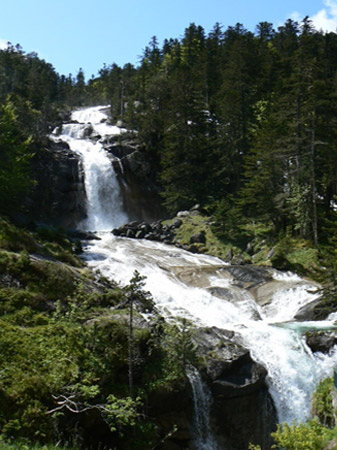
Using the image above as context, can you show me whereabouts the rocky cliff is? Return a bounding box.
[101,132,167,222]
[26,139,87,229]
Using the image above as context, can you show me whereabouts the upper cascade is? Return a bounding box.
[51,106,129,231]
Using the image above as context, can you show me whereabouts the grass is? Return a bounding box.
[165,213,240,260]
[165,213,322,279]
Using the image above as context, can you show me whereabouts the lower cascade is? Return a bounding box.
[56,106,337,448]
[187,366,219,449]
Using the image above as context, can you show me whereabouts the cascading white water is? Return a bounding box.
[83,234,337,425]
[51,106,128,231]
[55,106,337,432]
[187,366,219,450]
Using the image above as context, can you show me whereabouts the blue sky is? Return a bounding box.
[1,0,337,79]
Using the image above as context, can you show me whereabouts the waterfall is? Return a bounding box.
[54,106,337,439]
[187,366,219,450]
[51,106,128,231]
[82,234,337,426]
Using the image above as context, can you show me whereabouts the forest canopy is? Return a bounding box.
[2,17,337,248]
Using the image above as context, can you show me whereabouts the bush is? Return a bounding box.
[271,420,333,450]
[312,377,335,428]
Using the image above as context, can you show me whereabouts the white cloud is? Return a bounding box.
[0,38,9,50]
[290,0,337,32]
[311,0,337,32]
[290,11,302,23]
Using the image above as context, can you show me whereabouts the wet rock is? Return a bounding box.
[207,287,236,301]
[211,353,267,398]
[223,265,273,288]
[129,221,141,227]
[306,331,337,353]
[69,230,101,241]
[193,326,276,450]
[194,327,267,394]
[112,219,176,245]
[50,139,70,150]
[126,228,135,238]
[83,123,94,137]
[146,232,159,241]
[135,230,145,239]
[294,296,322,321]
[140,222,152,233]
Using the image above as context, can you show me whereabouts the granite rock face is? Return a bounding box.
[27,139,87,229]
[102,134,166,223]
[194,327,277,450]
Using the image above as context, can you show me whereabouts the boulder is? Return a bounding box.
[223,265,273,288]
[294,296,323,321]
[177,211,190,218]
[306,331,337,353]
[83,123,94,137]
[135,230,145,239]
[140,222,152,233]
[193,327,277,450]
[126,228,135,238]
[69,230,101,241]
[172,219,183,229]
[0,273,21,288]
[190,231,206,244]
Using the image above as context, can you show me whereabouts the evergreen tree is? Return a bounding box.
[0,99,35,214]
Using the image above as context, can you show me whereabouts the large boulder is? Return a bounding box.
[194,327,277,450]
[190,231,206,245]
[294,297,324,321]
[306,331,337,353]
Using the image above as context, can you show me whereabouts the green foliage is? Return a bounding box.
[103,394,141,432]
[166,212,236,259]
[3,17,337,450]
[0,100,35,214]
[271,420,333,450]
[0,218,38,252]
[210,196,250,245]
[162,318,198,376]
[312,378,335,427]
[270,236,296,270]
[0,225,190,448]
[123,270,154,313]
